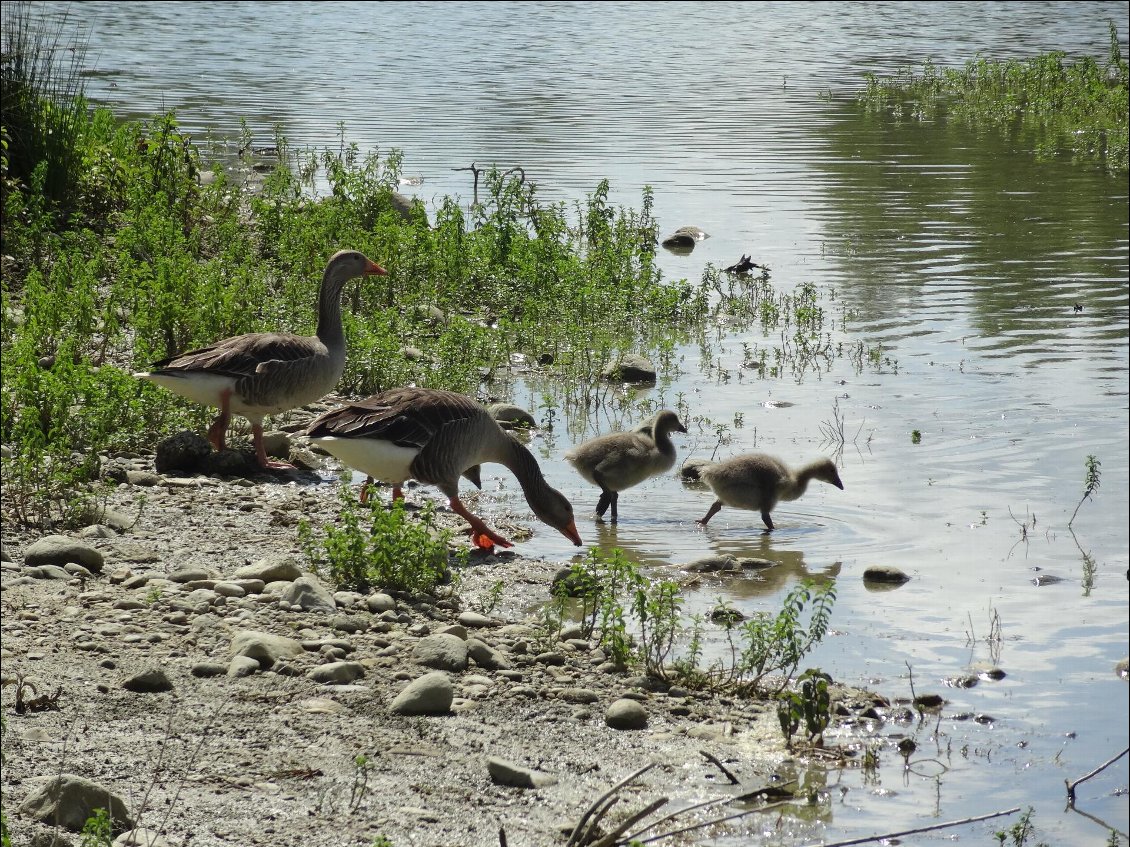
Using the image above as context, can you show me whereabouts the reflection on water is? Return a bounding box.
[42,0,1130,843]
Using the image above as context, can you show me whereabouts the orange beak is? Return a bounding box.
[365,260,389,276]
[562,520,583,547]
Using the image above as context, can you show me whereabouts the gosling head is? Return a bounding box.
[813,457,844,490]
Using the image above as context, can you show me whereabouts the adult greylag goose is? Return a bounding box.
[135,250,386,470]
[564,409,687,522]
[306,387,583,550]
[690,453,843,531]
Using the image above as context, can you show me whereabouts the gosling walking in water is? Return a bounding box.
[565,409,687,523]
[689,453,843,531]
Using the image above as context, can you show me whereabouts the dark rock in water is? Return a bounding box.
[863,565,910,585]
[913,693,944,711]
[660,225,708,249]
[711,605,745,624]
[155,430,213,474]
[600,353,656,384]
[1031,572,1065,586]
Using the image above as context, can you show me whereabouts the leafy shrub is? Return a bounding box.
[298,487,463,594]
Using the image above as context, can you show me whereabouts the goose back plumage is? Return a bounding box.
[307,387,582,548]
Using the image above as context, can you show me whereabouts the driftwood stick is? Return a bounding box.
[565,762,657,847]
[578,796,620,846]
[591,797,668,847]
[698,749,739,784]
[635,798,794,844]
[813,806,1022,847]
[621,795,733,843]
[1066,746,1129,805]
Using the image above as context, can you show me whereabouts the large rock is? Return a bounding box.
[280,575,336,613]
[412,633,469,672]
[23,535,104,573]
[18,774,133,831]
[233,555,304,583]
[230,630,304,669]
[153,430,213,474]
[389,671,454,715]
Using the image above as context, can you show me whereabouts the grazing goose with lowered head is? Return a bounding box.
[306,387,583,550]
[690,453,843,531]
[565,409,687,522]
[135,250,387,470]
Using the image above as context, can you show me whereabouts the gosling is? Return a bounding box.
[690,453,843,531]
[565,409,687,522]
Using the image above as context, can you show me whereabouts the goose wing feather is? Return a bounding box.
[151,332,321,379]
[305,387,483,452]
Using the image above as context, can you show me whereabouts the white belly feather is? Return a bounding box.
[310,436,419,484]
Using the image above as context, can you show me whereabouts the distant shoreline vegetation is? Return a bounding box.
[859,21,1129,174]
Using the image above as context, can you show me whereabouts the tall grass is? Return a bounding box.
[0,2,92,215]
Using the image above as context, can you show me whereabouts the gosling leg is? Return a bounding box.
[697,501,722,526]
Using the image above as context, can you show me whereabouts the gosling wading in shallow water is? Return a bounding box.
[689,453,844,530]
[306,386,582,551]
[564,409,687,523]
[134,250,387,470]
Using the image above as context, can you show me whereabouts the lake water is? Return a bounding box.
[44,1,1130,844]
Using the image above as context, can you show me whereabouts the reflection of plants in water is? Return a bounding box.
[820,396,868,462]
[965,604,1004,667]
[1066,455,1102,595]
[1006,506,1038,559]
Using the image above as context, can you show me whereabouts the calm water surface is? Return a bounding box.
[39,1,1130,844]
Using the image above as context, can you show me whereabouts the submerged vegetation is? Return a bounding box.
[860,21,1129,173]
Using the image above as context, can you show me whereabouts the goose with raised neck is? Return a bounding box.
[564,409,687,522]
[135,250,386,470]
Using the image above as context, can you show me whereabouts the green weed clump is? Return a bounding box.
[298,487,464,594]
[549,549,837,698]
[860,21,1129,173]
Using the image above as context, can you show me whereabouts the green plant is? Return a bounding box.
[79,807,113,847]
[0,3,93,217]
[731,580,837,695]
[994,806,1050,847]
[299,487,463,594]
[476,579,506,616]
[911,429,922,444]
[776,668,833,749]
[1068,454,1101,527]
[350,754,372,813]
